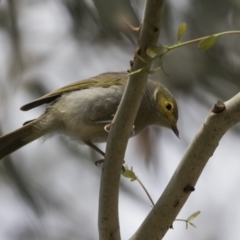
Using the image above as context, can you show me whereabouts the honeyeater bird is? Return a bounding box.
[0,72,178,160]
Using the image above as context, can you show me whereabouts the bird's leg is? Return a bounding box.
[84,141,125,171]
[85,141,105,157]
[84,141,105,166]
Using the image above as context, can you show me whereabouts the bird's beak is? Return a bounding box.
[165,112,179,138]
[171,122,180,138]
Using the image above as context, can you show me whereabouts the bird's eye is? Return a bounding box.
[166,103,172,111]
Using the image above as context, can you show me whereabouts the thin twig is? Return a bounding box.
[136,178,155,207]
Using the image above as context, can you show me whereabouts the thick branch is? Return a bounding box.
[130,93,240,239]
[98,0,165,239]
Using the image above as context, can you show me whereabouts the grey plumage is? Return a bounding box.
[0,72,178,160]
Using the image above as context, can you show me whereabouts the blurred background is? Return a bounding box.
[0,0,240,239]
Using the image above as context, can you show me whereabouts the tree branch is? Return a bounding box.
[98,0,165,239]
[130,93,240,239]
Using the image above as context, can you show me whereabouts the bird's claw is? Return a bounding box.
[95,159,104,166]
[104,123,135,136]
[130,125,135,136]
[94,159,125,172]
[104,123,112,133]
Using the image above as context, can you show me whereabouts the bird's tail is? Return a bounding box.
[0,115,49,160]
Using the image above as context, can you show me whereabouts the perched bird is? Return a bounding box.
[0,72,178,160]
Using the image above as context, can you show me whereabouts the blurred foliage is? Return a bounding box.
[0,0,240,239]
[63,0,139,43]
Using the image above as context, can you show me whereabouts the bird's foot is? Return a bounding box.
[104,123,135,136]
[95,159,104,166]
[95,159,125,172]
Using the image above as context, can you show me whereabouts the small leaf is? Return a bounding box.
[187,211,201,221]
[198,36,217,50]
[127,68,144,77]
[122,166,137,181]
[177,22,187,42]
[189,222,196,228]
[146,46,159,58]
[146,45,167,58]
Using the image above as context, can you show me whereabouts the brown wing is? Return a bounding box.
[20,72,127,111]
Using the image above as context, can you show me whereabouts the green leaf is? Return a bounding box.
[177,22,187,42]
[187,211,201,221]
[189,222,197,228]
[122,166,137,181]
[127,68,144,77]
[146,45,167,58]
[198,35,218,50]
[146,46,159,58]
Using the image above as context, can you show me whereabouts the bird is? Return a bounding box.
[0,72,178,161]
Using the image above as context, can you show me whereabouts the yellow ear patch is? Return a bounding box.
[155,91,174,114]
[153,85,179,136]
